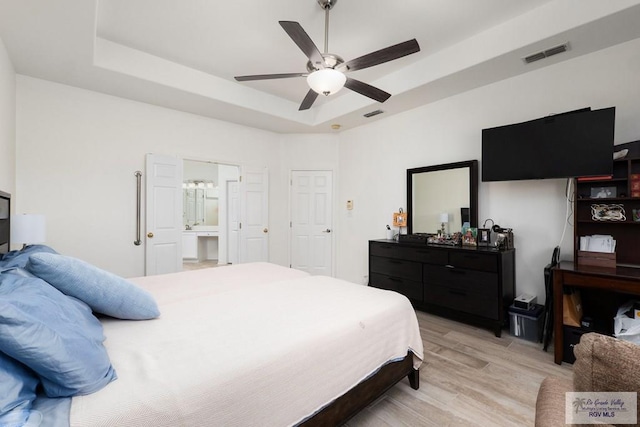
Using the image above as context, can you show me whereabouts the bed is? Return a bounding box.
[0,191,423,427]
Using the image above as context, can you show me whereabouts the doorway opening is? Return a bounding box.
[182,159,240,270]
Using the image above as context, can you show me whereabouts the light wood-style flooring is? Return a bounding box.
[347,310,573,427]
[182,260,221,271]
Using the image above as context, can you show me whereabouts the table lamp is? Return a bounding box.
[11,214,46,249]
[439,213,449,236]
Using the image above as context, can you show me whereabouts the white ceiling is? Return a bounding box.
[2,0,640,133]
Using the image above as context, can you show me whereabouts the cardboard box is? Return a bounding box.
[577,250,616,268]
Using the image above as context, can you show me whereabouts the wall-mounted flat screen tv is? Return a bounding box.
[482,107,615,182]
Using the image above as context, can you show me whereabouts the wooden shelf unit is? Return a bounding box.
[574,147,640,267]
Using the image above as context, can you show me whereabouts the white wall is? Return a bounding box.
[16,76,287,277]
[13,37,640,304]
[0,36,15,198]
[336,37,640,302]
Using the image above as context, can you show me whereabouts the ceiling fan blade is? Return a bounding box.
[338,39,420,73]
[344,78,391,103]
[234,73,307,82]
[299,89,319,111]
[279,21,325,69]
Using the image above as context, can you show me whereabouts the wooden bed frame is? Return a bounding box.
[303,352,419,426]
[0,190,420,426]
[0,190,10,255]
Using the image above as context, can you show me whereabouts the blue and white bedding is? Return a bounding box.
[1,248,424,427]
[0,245,159,427]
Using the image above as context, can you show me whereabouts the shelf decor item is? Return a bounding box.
[427,232,461,246]
[591,204,626,221]
[590,186,617,199]
[631,174,640,198]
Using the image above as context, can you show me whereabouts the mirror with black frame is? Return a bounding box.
[407,160,478,235]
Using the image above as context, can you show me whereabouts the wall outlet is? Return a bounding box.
[346,200,354,210]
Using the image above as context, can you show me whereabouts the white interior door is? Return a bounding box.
[290,170,333,275]
[240,167,268,263]
[145,154,183,275]
[227,180,240,264]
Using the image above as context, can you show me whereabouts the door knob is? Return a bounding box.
[147,232,154,238]
[263,228,268,233]
[323,229,332,233]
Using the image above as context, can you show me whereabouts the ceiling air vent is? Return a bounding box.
[363,109,384,118]
[523,42,570,64]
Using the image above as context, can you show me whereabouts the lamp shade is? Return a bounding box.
[439,213,449,223]
[306,69,346,96]
[11,214,46,246]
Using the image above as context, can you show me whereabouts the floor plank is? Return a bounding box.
[347,311,572,426]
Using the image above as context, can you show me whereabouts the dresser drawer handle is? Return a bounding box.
[388,277,403,283]
[445,265,466,274]
[449,289,466,296]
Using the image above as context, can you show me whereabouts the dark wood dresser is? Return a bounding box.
[369,239,515,336]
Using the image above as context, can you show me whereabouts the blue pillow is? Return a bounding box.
[0,351,39,427]
[26,253,160,320]
[0,270,117,398]
[0,244,58,269]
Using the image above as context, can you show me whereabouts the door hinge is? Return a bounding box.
[290,221,292,228]
[239,175,242,182]
[239,222,242,230]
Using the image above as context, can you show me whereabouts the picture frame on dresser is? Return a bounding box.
[478,228,491,246]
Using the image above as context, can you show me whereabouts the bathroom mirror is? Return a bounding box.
[407,160,478,234]
[183,184,219,227]
[183,160,220,228]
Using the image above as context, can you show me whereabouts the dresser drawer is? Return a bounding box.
[369,273,423,301]
[424,284,499,319]
[370,256,422,281]
[370,242,447,265]
[449,251,498,272]
[424,265,498,294]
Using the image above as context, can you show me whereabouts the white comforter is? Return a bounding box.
[69,263,423,427]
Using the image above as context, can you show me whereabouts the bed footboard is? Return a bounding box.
[300,352,419,426]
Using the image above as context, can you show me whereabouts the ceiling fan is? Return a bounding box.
[234,0,420,111]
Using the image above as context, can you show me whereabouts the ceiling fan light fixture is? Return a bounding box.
[307,69,346,96]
